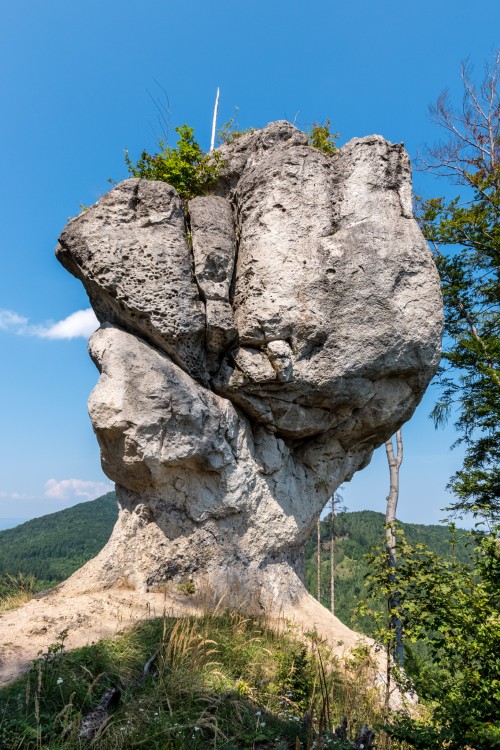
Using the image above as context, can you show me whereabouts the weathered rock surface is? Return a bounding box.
[57,180,207,381]
[56,121,443,606]
[189,195,238,372]
[85,323,368,600]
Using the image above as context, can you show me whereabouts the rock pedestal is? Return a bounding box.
[57,122,442,607]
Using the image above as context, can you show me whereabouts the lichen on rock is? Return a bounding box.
[56,121,443,607]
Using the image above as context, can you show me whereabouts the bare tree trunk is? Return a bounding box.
[330,496,335,615]
[385,428,404,666]
[317,518,321,603]
[210,87,220,152]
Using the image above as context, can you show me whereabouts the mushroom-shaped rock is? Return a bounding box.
[57,121,442,606]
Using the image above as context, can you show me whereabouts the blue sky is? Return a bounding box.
[0,0,498,526]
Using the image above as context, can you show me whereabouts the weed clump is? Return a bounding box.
[217,107,255,145]
[308,119,338,156]
[0,573,39,613]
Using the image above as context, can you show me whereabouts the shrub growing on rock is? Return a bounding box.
[124,124,222,200]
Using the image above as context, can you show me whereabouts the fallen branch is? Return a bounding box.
[79,647,160,741]
[78,687,121,741]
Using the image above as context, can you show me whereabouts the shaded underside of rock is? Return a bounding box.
[86,324,368,592]
[56,121,443,599]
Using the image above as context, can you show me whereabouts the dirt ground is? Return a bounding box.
[0,581,372,687]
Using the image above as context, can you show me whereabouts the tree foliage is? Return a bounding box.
[417,51,500,522]
[305,510,471,630]
[360,56,500,747]
[124,124,222,200]
[362,528,500,749]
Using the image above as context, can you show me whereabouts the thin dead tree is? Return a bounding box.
[329,492,346,615]
[418,51,499,192]
[330,496,335,615]
[210,87,220,152]
[385,428,404,667]
[317,517,321,603]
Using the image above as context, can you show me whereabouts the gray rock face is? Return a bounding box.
[57,180,207,381]
[57,121,443,604]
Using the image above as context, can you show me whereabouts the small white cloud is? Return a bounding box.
[37,309,99,340]
[0,310,28,331]
[0,308,99,340]
[0,491,34,500]
[44,479,113,501]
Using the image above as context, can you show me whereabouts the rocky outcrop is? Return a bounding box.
[56,121,442,607]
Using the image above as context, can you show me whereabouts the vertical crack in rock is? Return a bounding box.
[228,193,242,307]
[183,200,209,363]
[189,195,239,375]
[130,177,141,214]
[56,121,443,608]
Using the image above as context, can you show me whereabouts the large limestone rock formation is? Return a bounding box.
[56,121,442,608]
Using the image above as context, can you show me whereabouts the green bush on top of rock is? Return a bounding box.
[124,124,223,200]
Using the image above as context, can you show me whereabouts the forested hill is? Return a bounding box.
[305,509,471,630]
[0,492,117,583]
[0,496,470,631]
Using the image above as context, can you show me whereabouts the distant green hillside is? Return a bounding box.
[305,509,471,632]
[0,492,118,584]
[0,496,470,634]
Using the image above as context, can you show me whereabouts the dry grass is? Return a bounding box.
[0,606,408,749]
[0,573,37,614]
